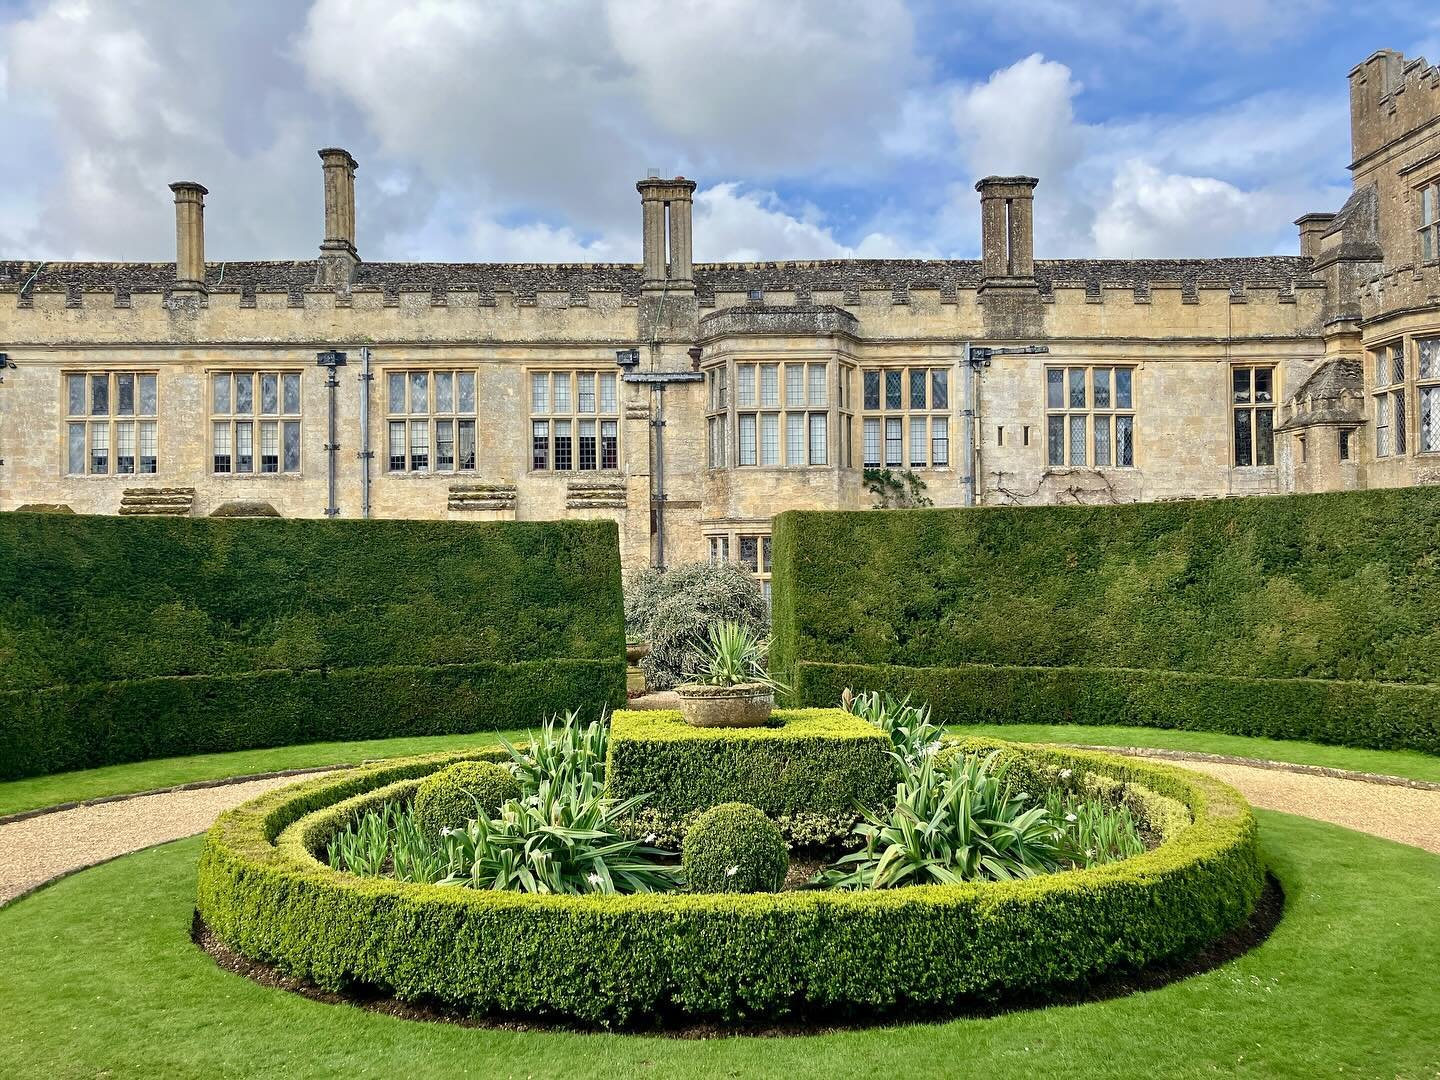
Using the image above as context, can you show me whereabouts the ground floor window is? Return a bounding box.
[707,530,773,602]
[64,371,158,476]
[1232,366,1275,466]
[1046,366,1135,468]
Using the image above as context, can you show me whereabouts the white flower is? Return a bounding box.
[725,865,740,877]
[1065,813,1077,823]
[1085,849,1096,859]
[587,872,603,886]
[645,833,658,844]
[440,827,453,838]
[1060,768,1074,780]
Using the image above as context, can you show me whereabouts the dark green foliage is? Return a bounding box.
[0,513,625,779]
[606,708,896,819]
[624,561,768,690]
[771,490,1440,753]
[682,802,788,893]
[196,741,1262,1025]
[413,761,520,839]
[795,660,1440,755]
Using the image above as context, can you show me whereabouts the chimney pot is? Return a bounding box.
[1294,212,1336,261]
[318,148,359,287]
[168,181,208,293]
[636,176,698,291]
[975,176,1039,283]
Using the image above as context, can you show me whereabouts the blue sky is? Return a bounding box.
[1,0,1437,265]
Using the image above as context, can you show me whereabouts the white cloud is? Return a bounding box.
[951,53,1084,179]
[693,184,917,262]
[1091,161,1274,257]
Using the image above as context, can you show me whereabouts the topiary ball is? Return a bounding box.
[682,802,789,893]
[414,761,521,840]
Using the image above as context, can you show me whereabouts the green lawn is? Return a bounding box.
[3,722,1436,821]
[0,731,527,819]
[0,812,1436,1078]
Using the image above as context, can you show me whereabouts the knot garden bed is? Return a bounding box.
[195,712,1263,1027]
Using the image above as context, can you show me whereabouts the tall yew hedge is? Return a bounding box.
[0,513,625,779]
[770,488,1440,753]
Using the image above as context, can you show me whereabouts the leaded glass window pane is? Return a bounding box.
[409,372,428,414]
[139,375,156,416]
[283,421,301,472]
[1068,414,1086,465]
[1256,408,1275,465]
[808,412,828,464]
[388,421,406,471]
[909,369,927,410]
[89,421,108,473]
[90,374,109,416]
[436,419,455,470]
[863,417,880,467]
[236,373,253,414]
[116,373,135,416]
[1420,387,1439,453]
[910,416,926,466]
[1046,368,1063,409]
[1393,391,1407,454]
[553,373,571,412]
[389,373,405,412]
[808,363,827,407]
[236,422,254,473]
[864,370,880,410]
[578,372,596,413]
[1392,346,1405,386]
[931,418,949,465]
[283,373,301,414]
[885,370,902,409]
[1234,408,1253,466]
[138,421,157,473]
[786,413,805,464]
[736,365,755,408]
[1093,368,1110,408]
[760,413,779,465]
[1420,338,1438,380]
[434,371,453,413]
[458,372,475,412]
[738,413,757,466]
[1233,368,1251,403]
[931,369,948,409]
[759,365,779,408]
[600,372,618,413]
[1068,368,1086,409]
[1116,415,1134,466]
[1047,415,1064,466]
[785,365,804,407]
[1093,414,1111,466]
[1116,368,1133,409]
[885,416,902,467]
[1254,367,1273,403]
[259,373,278,415]
[531,373,549,413]
[68,422,85,474]
[67,375,85,416]
[115,421,135,474]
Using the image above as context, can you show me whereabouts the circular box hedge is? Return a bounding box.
[195,741,1263,1027]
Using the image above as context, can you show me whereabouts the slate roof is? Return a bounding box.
[0,255,1316,300]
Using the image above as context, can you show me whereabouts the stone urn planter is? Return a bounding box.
[673,682,775,728]
[626,641,650,665]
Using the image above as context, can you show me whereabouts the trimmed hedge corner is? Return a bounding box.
[0,514,625,779]
[770,489,1440,754]
[605,707,895,820]
[196,739,1262,1026]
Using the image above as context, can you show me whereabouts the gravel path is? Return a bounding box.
[1133,755,1440,854]
[1,750,1437,908]
[0,773,334,906]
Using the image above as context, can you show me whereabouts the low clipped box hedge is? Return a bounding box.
[0,513,625,779]
[605,707,895,821]
[196,739,1263,1026]
[770,489,1440,754]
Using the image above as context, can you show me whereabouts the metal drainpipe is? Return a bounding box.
[316,350,347,517]
[652,383,667,569]
[961,342,977,507]
[357,347,373,518]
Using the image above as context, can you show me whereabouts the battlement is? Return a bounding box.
[1348,50,1440,172]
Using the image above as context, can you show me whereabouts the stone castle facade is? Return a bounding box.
[1,49,1437,590]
